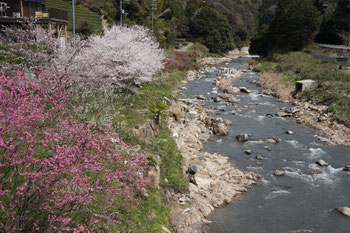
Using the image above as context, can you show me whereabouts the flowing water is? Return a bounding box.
[182,57,350,233]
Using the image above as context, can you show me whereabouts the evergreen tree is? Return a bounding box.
[269,0,320,52]
[190,7,233,53]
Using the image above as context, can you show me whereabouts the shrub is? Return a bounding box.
[0,71,149,231]
[164,50,198,71]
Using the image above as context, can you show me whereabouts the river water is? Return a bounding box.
[182,57,350,233]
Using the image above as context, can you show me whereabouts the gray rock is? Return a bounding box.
[213,97,221,102]
[343,165,350,171]
[239,87,252,93]
[273,170,285,176]
[161,226,171,233]
[285,130,294,135]
[335,207,350,217]
[276,112,292,117]
[213,123,229,136]
[306,169,322,175]
[272,137,283,143]
[188,164,204,175]
[223,119,232,126]
[228,96,240,104]
[236,134,249,142]
[265,138,276,143]
[294,229,312,233]
[316,159,329,167]
[195,95,206,100]
[141,188,149,197]
[266,113,274,118]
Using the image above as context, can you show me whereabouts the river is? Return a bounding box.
[181,57,350,233]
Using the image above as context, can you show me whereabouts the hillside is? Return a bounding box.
[46,0,103,33]
[73,0,261,49]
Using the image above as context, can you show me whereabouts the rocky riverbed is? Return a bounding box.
[167,50,258,233]
[180,56,350,233]
[258,71,350,146]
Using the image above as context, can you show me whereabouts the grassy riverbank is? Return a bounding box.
[87,43,216,232]
[251,45,350,124]
[0,39,217,231]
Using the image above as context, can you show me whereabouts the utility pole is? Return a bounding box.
[348,0,350,46]
[120,0,129,26]
[72,0,75,40]
[120,0,123,26]
[151,0,156,32]
[20,0,23,17]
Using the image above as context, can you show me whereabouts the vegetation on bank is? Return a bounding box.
[251,46,350,124]
[0,18,214,230]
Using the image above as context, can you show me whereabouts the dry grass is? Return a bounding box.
[259,71,294,101]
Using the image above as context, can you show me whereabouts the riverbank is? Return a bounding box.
[249,49,350,146]
[167,49,258,232]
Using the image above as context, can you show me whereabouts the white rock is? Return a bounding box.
[335,207,350,217]
[316,159,329,167]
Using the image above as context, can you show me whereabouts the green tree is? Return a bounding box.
[269,0,320,52]
[249,24,270,56]
[190,7,233,53]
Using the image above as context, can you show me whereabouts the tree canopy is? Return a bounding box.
[250,0,321,55]
[190,7,234,53]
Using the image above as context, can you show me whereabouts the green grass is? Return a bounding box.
[46,0,102,33]
[114,193,171,233]
[253,48,350,123]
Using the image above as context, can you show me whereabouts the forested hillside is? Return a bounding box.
[64,0,262,52]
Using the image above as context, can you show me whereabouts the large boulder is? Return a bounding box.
[213,123,229,136]
[204,117,231,136]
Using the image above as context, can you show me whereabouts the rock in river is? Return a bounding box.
[239,87,251,93]
[285,130,294,135]
[335,207,350,217]
[213,123,229,136]
[256,155,264,160]
[316,159,329,167]
[236,134,249,142]
[273,170,285,176]
[343,165,350,171]
[272,137,283,143]
[245,150,252,155]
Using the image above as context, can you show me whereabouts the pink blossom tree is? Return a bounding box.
[0,71,149,232]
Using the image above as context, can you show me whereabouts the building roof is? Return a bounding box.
[28,0,45,4]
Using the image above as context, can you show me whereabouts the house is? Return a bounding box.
[1,0,45,18]
[0,0,68,38]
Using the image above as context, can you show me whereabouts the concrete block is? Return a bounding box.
[296,79,316,92]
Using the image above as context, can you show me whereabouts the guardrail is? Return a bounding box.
[317,43,350,51]
[312,53,349,63]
